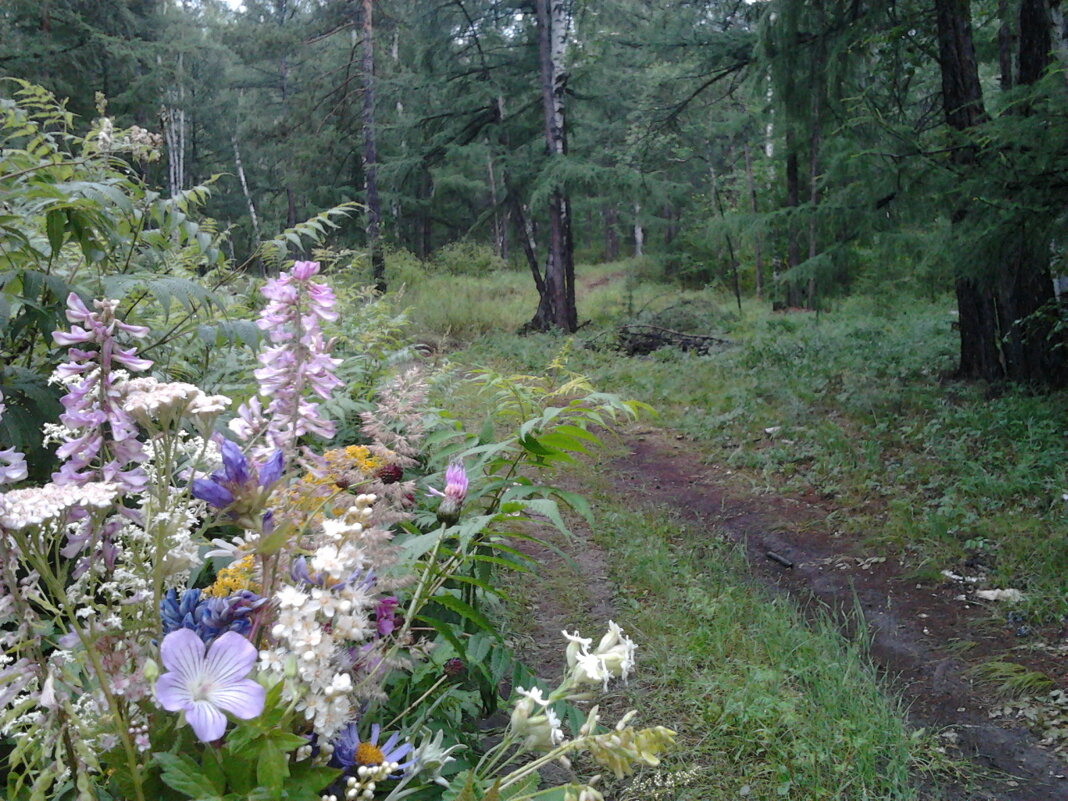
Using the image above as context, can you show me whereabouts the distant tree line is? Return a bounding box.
[3,0,1068,383]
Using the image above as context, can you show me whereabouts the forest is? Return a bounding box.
[1,0,1068,800]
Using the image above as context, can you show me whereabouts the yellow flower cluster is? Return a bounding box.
[203,555,259,597]
[277,445,386,519]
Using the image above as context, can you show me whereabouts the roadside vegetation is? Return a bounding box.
[399,253,1068,623]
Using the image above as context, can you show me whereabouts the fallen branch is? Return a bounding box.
[616,323,733,356]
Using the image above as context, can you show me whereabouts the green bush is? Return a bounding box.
[430,240,507,276]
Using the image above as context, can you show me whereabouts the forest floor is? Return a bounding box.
[507,424,1068,801]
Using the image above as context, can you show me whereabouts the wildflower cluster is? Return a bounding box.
[0,261,663,801]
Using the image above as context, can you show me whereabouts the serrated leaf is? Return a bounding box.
[154,752,222,799]
[45,209,64,255]
[430,593,501,640]
[256,742,288,796]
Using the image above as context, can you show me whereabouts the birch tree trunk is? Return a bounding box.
[163,53,186,198]
[232,132,261,250]
[530,0,576,332]
[360,0,385,292]
[632,202,643,257]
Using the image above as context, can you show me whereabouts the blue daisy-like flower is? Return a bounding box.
[330,722,415,776]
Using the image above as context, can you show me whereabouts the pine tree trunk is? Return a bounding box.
[935,0,1065,385]
[360,0,385,292]
[603,206,620,261]
[784,128,803,307]
[744,141,765,300]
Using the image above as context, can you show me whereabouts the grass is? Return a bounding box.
[404,265,1068,620]
[499,489,957,800]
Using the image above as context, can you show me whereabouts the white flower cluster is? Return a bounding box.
[0,481,120,530]
[121,377,230,427]
[321,493,376,541]
[509,685,564,751]
[260,497,382,740]
[563,621,636,692]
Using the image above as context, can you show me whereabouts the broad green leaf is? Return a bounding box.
[154,752,222,799]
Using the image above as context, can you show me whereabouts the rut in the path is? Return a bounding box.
[600,428,1068,801]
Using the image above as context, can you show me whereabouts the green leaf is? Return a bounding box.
[154,753,222,800]
[430,593,501,639]
[256,741,288,797]
[45,209,64,255]
[284,762,342,799]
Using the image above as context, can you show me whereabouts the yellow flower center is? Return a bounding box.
[355,742,385,766]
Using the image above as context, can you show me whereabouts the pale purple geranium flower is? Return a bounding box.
[154,629,266,742]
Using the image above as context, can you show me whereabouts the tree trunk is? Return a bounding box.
[360,0,385,292]
[603,205,620,261]
[231,131,261,251]
[486,149,506,258]
[998,0,1016,89]
[632,202,644,258]
[710,161,742,311]
[744,141,765,300]
[784,128,803,307]
[530,0,576,332]
[934,0,1065,385]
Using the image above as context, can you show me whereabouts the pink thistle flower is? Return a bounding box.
[430,463,468,525]
[154,629,265,742]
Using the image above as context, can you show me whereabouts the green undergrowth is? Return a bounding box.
[503,493,959,800]
[443,288,1068,620]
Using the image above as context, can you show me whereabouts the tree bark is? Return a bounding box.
[530,0,576,332]
[744,141,765,300]
[784,127,803,307]
[934,0,1065,385]
[231,132,261,250]
[632,202,644,258]
[603,206,620,261]
[360,0,385,292]
[998,0,1016,89]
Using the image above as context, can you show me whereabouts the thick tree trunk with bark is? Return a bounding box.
[529,0,577,332]
[934,0,1065,385]
[360,0,385,292]
[784,129,804,307]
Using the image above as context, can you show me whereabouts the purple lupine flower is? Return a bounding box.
[160,588,266,643]
[50,294,151,494]
[154,628,266,742]
[190,439,284,522]
[0,391,27,485]
[230,262,343,458]
[430,462,468,525]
